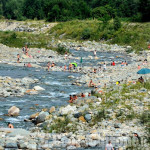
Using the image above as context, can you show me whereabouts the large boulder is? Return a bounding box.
[35,111,49,124]
[8,106,20,116]
[59,105,77,115]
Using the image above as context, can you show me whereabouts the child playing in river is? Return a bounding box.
[17,54,20,63]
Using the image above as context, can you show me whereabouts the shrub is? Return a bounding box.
[81,28,91,40]
[113,17,121,31]
[56,44,69,55]
[45,116,74,133]
[93,109,106,123]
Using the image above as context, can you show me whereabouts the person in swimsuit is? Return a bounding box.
[17,54,20,63]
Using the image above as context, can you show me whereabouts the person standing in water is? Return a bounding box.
[47,62,51,71]
[93,50,97,57]
[17,54,20,63]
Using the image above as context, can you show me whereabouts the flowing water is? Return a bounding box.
[0,49,131,129]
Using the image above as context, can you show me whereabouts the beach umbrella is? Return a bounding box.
[137,68,150,74]
[71,62,77,67]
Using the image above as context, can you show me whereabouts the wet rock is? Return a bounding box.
[0,118,3,121]
[8,106,20,116]
[29,112,39,120]
[49,106,55,113]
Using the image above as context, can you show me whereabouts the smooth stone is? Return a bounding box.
[8,106,20,116]
[18,141,28,149]
[84,114,91,121]
[88,140,99,147]
[49,106,55,113]
[7,129,30,137]
[79,116,86,122]
[33,85,45,91]
[74,112,82,118]
[35,111,49,124]
[27,143,37,150]
[29,112,39,120]
[5,141,18,148]
[67,145,77,150]
[60,105,77,115]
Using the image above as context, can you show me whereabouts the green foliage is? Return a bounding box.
[56,44,69,55]
[113,17,121,30]
[0,0,149,22]
[140,111,150,125]
[139,0,150,22]
[93,109,106,123]
[45,116,77,133]
[81,28,91,40]
[0,30,50,48]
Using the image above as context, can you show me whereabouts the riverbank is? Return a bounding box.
[0,20,150,53]
[0,41,149,149]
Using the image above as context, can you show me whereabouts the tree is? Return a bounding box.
[4,0,24,20]
[92,6,111,22]
[139,0,150,22]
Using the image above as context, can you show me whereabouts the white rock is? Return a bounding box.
[33,86,45,91]
[90,134,101,140]
[60,105,77,115]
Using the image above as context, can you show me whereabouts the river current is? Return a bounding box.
[0,49,130,129]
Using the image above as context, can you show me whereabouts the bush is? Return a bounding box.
[93,109,106,123]
[44,116,77,133]
[11,33,17,39]
[113,17,121,30]
[56,44,69,55]
[81,28,91,40]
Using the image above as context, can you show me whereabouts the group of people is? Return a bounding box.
[17,45,32,66]
[47,62,55,71]
[22,45,30,56]
[121,61,128,66]
[69,92,91,103]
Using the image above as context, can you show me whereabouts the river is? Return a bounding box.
[0,49,131,129]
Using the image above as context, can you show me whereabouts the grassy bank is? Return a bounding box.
[0,31,50,48]
[49,20,150,53]
[0,19,149,53]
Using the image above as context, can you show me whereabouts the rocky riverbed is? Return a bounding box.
[0,41,150,149]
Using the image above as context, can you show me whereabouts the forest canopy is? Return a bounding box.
[0,0,150,22]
